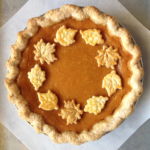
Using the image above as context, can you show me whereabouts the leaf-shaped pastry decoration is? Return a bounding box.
[102,70,122,96]
[58,100,83,125]
[54,25,78,46]
[34,39,57,64]
[84,96,108,115]
[80,29,104,46]
[95,45,121,69]
[38,90,59,110]
[28,64,46,91]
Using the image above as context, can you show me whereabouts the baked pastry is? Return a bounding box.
[5,4,144,145]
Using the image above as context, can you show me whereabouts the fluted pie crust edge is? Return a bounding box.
[5,4,144,145]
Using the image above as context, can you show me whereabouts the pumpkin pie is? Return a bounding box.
[5,4,144,145]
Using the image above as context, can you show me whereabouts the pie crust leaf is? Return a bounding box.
[80,29,104,46]
[102,70,122,96]
[34,39,57,64]
[84,96,108,115]
[54,25,78,46]
[38,90,59,110]
[59,100,83,125]
[95,45,121,69]
[28,64,46,91]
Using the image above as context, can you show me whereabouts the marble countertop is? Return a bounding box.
[0,0,149,150]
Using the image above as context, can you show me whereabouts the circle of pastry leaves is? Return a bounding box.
[30,25,122,125]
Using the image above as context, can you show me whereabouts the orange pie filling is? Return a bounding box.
[17,18,132,133]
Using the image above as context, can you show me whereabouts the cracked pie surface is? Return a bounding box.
[5,5,144,145]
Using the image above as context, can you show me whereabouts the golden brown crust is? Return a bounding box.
[5,4,144,145]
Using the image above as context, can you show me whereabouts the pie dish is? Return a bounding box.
[5,4,144,145]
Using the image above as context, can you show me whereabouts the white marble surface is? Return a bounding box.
[0,0,149,150]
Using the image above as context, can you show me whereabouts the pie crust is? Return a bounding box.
[5,4,144,145]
